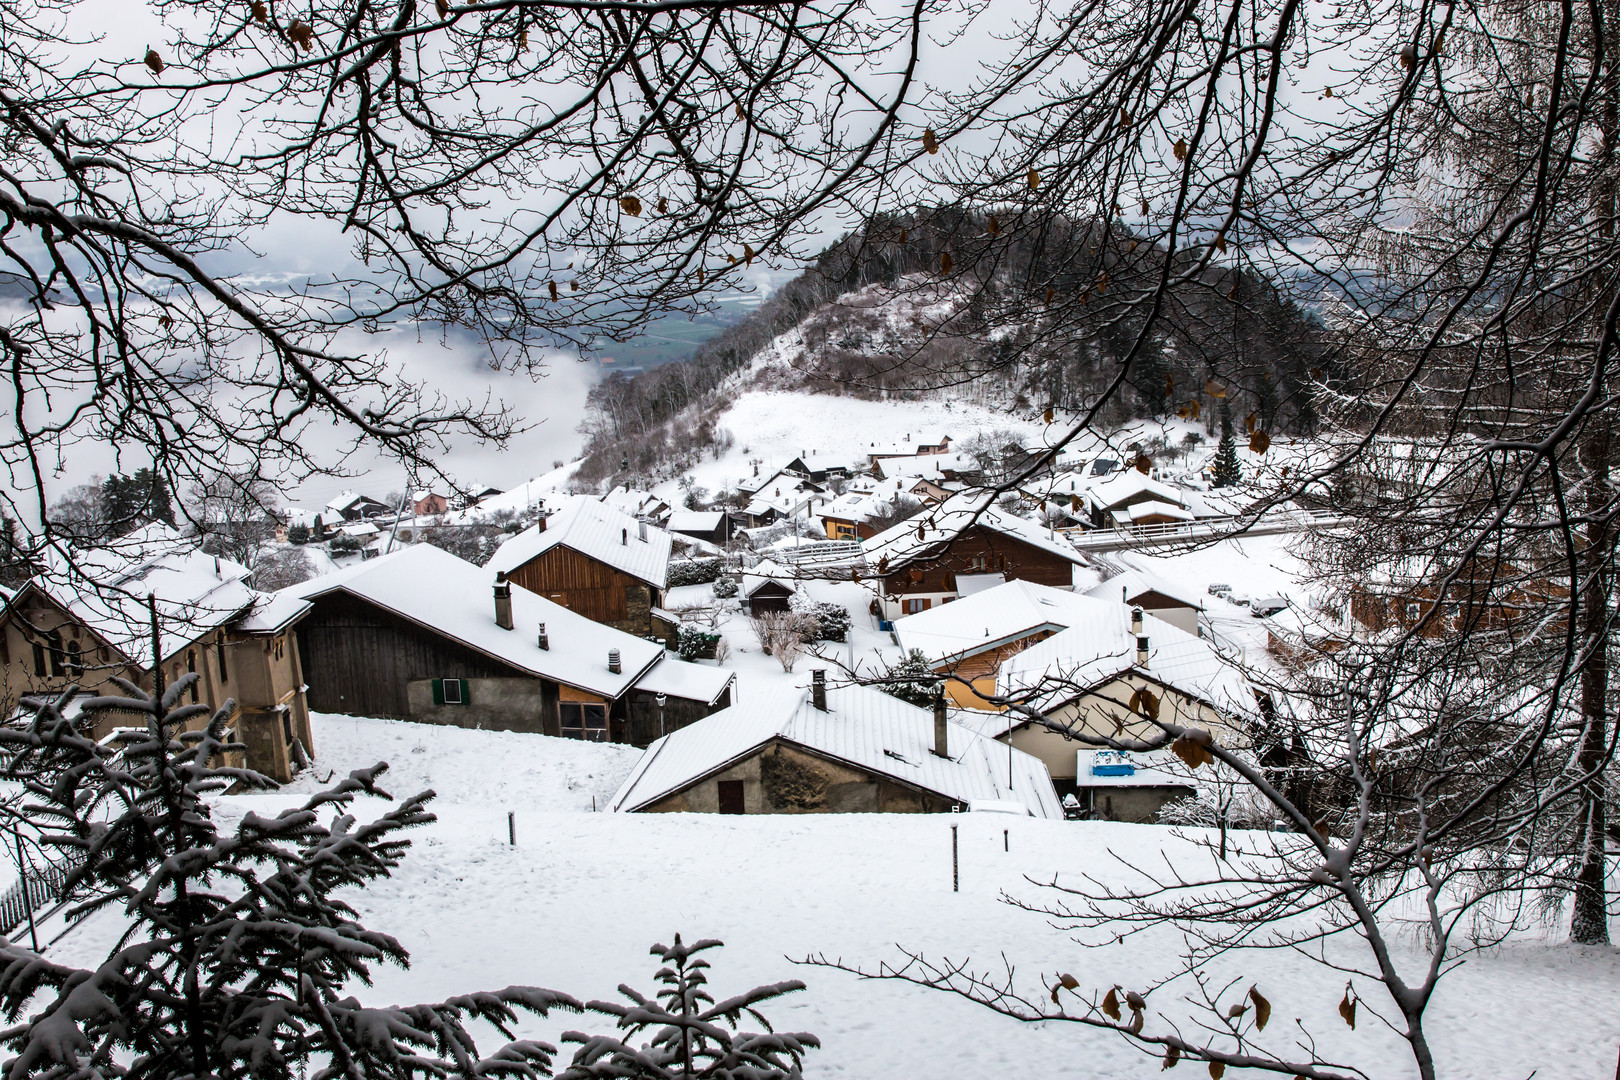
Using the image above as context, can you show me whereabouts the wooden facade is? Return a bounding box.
[878,525,1075,617]
[504,545,661,637]
[295,591,724,746]
[746,580,795,616]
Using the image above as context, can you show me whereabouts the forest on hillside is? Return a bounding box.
[575,210,1330,485]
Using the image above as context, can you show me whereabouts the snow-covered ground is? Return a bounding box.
[38,709,1616,1079]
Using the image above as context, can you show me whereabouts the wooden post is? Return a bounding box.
[951,824,959,893]
[1004,828,1009,853]
[507,812,516,846]
[13,831,38,953]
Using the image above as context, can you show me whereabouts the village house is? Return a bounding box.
[284,543,732,746]
[325,490,395,522]
[1082,470,1195,529]
[862,493,1086,621]
[742,559,797,616]
[601,486,673,525]
[818,492,894,541]
[666,510,732,548]
[0,527,314,782]
[487,495,672,637]
[1083,570,1205,636]
[962,604,1254,813]
[863,432,953,468]
[780,450,855,484]
[609,672,1060,817]
[1346,557,1564,639]
[412,488,450,516]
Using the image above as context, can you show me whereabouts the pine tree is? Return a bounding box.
[0,668,580,1078]
[875,649,939,708]
[1211,400,1241,489]
[559,936,817,1079]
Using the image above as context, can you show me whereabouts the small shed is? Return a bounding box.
[1074,750,1195,823]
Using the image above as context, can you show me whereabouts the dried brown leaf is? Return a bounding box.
[940,252,953,274]
[922,128,939,154]
[1249,430,1271,454]
[1249,986,1271,1030]
[1339,989,1356,1029]
[436,0,449,17]
[251,0,267,23]
[1059,973,1079,990]
[1173,137,1187,162]
[144,48,164,73]
[1208,1065,1225,1079]
[548,281,558,301]
[1102,987,1121,1020]
[619,196,642,216]
[1028,168,1040,189]
[288,19,313,49]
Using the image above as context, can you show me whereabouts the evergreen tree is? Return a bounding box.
[875,649,939,708]
[0,676,581,1079]
[559,936,817,1079]
[134,467,176,526]
[1211,400,1241,488]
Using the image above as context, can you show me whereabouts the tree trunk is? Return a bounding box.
[1572,430,1612,945]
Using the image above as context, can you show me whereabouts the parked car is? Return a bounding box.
[1250,596,1290,618]
[1207,583,1232,596]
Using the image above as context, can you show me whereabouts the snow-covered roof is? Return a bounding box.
[861,492,1085,574]
[1120,499,1195,524]
[894,579,1106,667]
[26,529,262,669]
[1086,471,1187,511]
[955,572,1006,597]
[632,658,736,705]
[283,543,664,699]
[609,681,1061,817]
[234,590,313,634]
[667,510,726,533]
[339,522,381,537]
[1083,570,1205,612]
[743,559,797,596]
[875,452,977,480]
[998,603,1254,717]
[487,495,672,588]
[601,486,669,520]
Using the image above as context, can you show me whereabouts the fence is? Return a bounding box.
[0,850,78,937]
[1060,509,1345,550]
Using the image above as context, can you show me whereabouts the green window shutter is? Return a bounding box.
[431,678,444,705]
[458,679,470,704]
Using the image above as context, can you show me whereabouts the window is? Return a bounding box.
[216,632,228,684]
[1404,602,1422,622]
[46,630,64,677]
[903,597,931,615]
[432,678,469,705]
[65,641,82,677]
[32,641,47,678]
[967,555,989,571]
[187,650,199,702]
[561,702,609,742]
[717,779,745,815]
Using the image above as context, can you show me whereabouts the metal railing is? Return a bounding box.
[0,851,78,938]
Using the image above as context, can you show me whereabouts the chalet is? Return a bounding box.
[284,544,732,746]
[870,451,979,485]
[893,580,1102,709]
[1083,471,1193,529]
[666,510,732,547]
[0,527,314,781]
[864,433,953,468]
[487,496,672,637]
[861,493,1086,621]
[1346,558,1565,639]
[733,498,780,530]
[325,491,395,522]
[602,486,673,525]
[412,488,450,516]
[742,559,796,616]
[746,468,826,501]
[609,672,1061,816]
[781,450,854,484]
[967,604,1253,804]
[1083,571,1205,636]
[818,492,894,541]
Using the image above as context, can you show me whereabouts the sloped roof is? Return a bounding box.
[861,492,1085,574]
[666,510,726,533]
[24,528,262,669]
[894,579,1103,667]
[283,543,663,698]
[1120,499,1195,523]
[1084,570,1205,612]
[998,603,1254,717]
[1086,471,1187,511]
[631,659,736,705]
[487,495,672,588]
[609,681,1061,817]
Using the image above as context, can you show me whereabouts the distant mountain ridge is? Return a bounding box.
[575,212,1328,487]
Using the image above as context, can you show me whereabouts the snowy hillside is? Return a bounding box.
[95,718,1604,1079]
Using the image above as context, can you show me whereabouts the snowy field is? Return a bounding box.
[40,713,1618,1079]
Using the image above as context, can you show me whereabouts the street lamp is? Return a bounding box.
[656,693,668,738]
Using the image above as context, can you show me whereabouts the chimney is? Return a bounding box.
[621,527,628,545]
[608,649,621,674]
[537,622,549,650]
[536,514,547,533]
[494,576,513,630]
[811,669,827,711]
[1132,607,1149,666]
[637,514,647,542]
[932,686,949,758]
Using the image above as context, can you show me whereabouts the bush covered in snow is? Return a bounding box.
[795,597,851,642]
[678,624,722,661]
[668,557,724,587]
[713,574,739,598]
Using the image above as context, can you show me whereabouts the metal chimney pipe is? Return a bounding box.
[493,576,514,631]
[637,514,648,542]
[608,648,621,674]
[933,685,949,758]
[537,623,549,650]
[1132,606,1149,666]
[811,669,827,711]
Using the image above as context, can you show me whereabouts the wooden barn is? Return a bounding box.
[861,493,1086,622]
[486,496,672,637]
[609,673,1060,817]
[285,543,731,746]
[742,560,797,616]
[0,527,314,782]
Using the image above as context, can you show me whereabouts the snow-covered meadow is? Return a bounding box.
[40,713,1617,1079]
